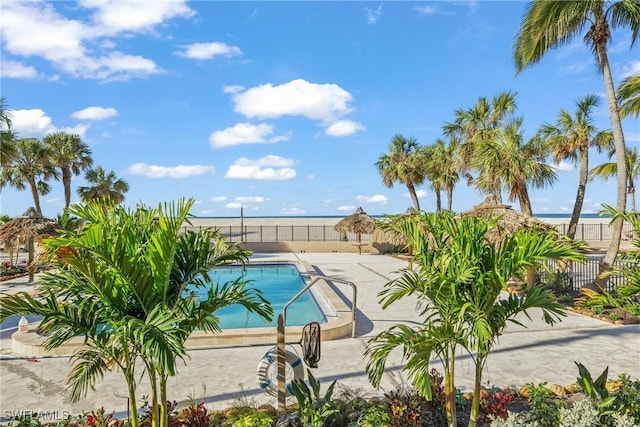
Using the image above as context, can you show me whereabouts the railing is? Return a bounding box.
[181,222,634,243]
[552,222,634,242]
[541,256,626,293]
[182,225,372,243]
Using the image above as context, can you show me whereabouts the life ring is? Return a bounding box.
[256,347,305,397]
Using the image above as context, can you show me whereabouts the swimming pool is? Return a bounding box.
[190,264,327,329]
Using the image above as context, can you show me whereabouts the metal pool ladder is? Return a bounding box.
[282,275,357,339]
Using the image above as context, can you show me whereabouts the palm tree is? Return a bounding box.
[443,91,517,202]
[365,212,584,427]
[618,72,640,118]
[0,97,16,166]
[423,138,460,212]
[590,146,640,211]
[77,166,129,205]
[474,118,557,217]
[375,134,427,211]
[0,138,58,215]
[43,132,93,209]
[541,95,612,239]
[0,199,273,427]
[514,0,639,282]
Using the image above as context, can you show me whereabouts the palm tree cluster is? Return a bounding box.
[377,0,638,286]
[0,99,129,216]
[376,90,609,222]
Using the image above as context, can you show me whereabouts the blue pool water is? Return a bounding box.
[191,264,327,329]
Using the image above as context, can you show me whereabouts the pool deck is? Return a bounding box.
[1,252,639,421]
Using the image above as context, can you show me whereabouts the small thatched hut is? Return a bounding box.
[334,207,377,254]
[0,207,58,282]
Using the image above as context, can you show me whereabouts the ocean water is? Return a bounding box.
[195,213,610,220]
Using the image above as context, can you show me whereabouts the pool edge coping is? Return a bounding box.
[11,260,354,356]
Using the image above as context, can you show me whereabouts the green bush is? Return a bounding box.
[230,410,275,427]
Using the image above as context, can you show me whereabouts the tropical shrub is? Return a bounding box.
[365,211,584,427]
[290,369,338,427]
[0,199,273,427]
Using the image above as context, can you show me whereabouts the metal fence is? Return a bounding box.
[182,222,633,244]
[541,256,625,293]
[552,222,634,242]
[182,225,370,243]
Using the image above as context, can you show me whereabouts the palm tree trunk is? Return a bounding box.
[596,41,627,288]
[160,375,169,427]
[28,179,42,215]
[436,189,442,212]
[407,182,421,211]
[567,150,588,240]
[444,346,457,427]
[518,185,533,217]
[63,167,72,208]
[467,358,485,427]
[447,187,454,211]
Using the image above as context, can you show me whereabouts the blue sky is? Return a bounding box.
[1,1,638,218]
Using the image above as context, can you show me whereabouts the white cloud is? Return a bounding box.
[71,106,118,120]
[235,196,267,203]
[177,42,242,59]
[226,202,243,209]
[229,79,354,123]
[10,109,55,135]
[356,194,388,204]
[337,205,356,211]
[1,59,38,79]
[10,108,92,137]
[621,60,640,78]
[225,155,296,180]
[325,120,365,136]
[0,1,188,80]
[127,163,215,178]
[551,160,575,172]
[366,4,383,25]
[559,61,590,75]
[209,122,289,148]
[414,5,437,15]
[210,196,227,202]
[223,85,244,94]
[81,0,194,35]
[403,189,428,198]
[57,123,91,138]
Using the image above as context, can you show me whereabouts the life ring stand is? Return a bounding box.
[256,346,305,397]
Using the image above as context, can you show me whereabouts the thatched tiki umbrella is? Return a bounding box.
[0,207,58,282]
[334,207,377,254]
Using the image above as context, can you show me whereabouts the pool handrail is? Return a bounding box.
[282,275,357,338]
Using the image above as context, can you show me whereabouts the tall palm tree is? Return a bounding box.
[376,134,427,211]
[474,117,557,217]
[590,146,640,211]
[618,72,640,118]
[541,95,612,239]
[443,91,517,202]
[0,97,16,166]
[514,0,639,281]
[0,138,58,215]
[423,138,460,212]
[43,132,93,209]
[77,166,129,205]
